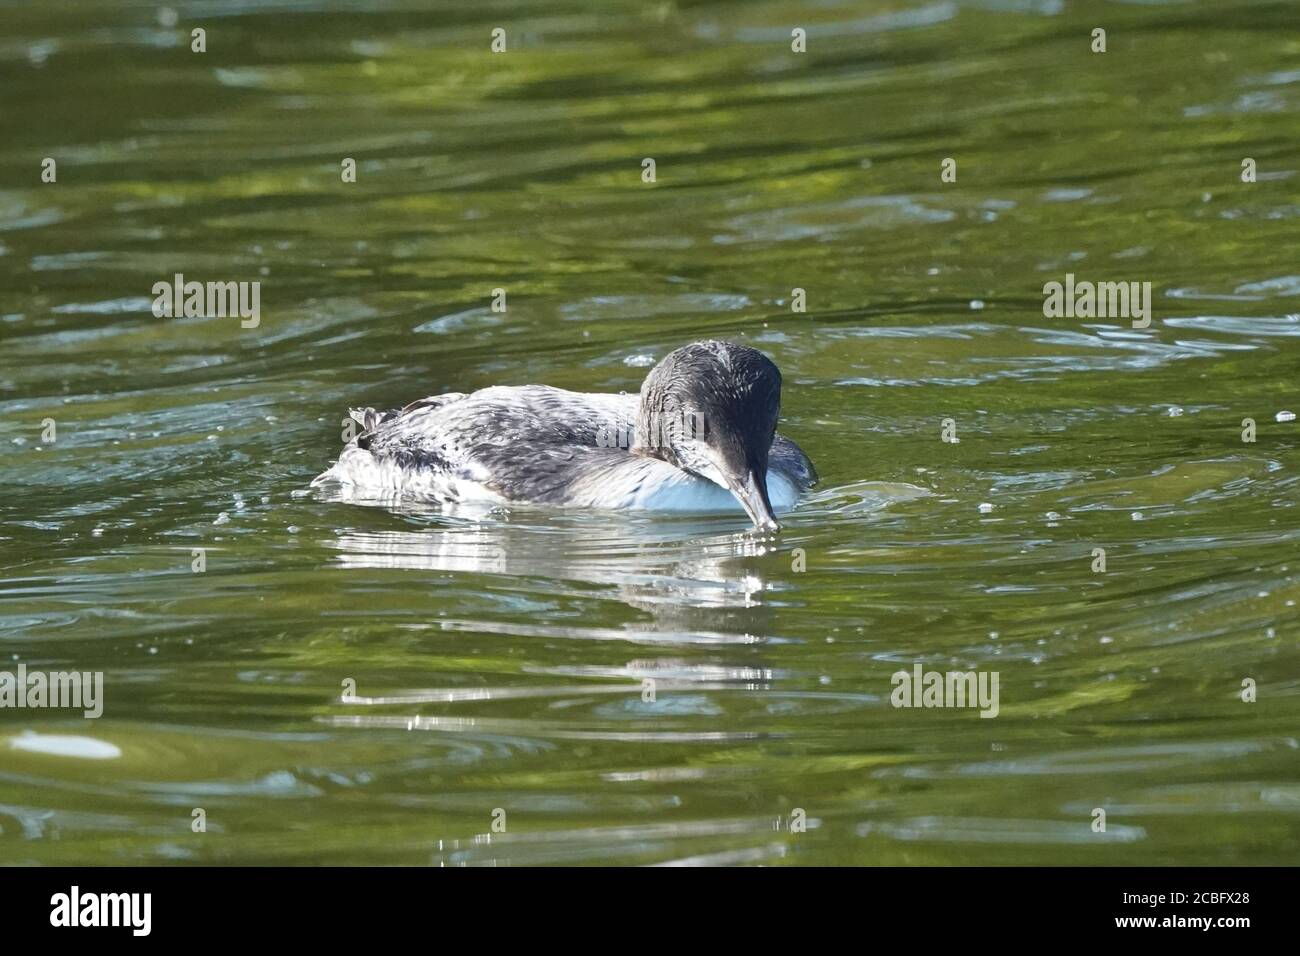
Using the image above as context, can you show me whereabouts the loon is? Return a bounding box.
[311,341,818,530]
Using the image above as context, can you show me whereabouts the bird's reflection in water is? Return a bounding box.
[322,484,923,713]
[330,508,786,626]
[325,512,790,723]
[325,481,929,644]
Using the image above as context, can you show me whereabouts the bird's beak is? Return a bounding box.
[727,469,780,532]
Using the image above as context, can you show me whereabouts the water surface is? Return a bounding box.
[1,0,1298,865]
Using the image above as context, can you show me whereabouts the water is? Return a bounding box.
[2,0,1298,865]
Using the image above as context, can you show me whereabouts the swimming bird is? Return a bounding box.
[312,341,817,529]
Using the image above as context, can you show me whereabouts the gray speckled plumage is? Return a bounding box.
[313,342,818,522]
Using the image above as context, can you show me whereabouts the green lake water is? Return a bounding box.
[1,0,1298,865]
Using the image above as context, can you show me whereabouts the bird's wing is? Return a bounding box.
[770,433,818,490]
[355,386,640,493]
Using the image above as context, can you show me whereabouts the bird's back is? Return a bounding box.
[313,385,639,503]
